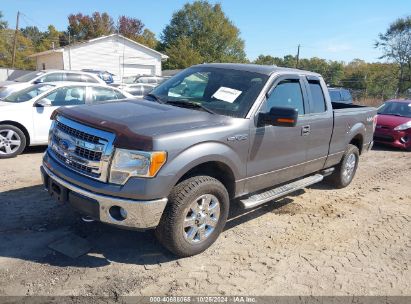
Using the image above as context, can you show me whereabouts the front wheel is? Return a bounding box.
[326,144,359,188]
[155,176,229,257]
[0,125,27,159]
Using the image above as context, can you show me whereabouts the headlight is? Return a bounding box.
[109,149,167,185]
[394,121,411,131]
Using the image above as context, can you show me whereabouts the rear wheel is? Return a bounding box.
[155,176,229,257]
[0,125,26,159]
[326,144,359,188]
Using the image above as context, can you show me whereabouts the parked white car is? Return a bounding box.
[0,82,132,158]
[0,70,106,99]
[120,83,157,97]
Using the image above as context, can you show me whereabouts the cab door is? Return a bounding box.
[245,75,310,193]
[32,86,86,143]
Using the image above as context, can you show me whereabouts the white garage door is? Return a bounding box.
[122,64,155,77]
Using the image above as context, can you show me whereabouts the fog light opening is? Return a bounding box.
[400,136,409,144]
[109,206,128,221]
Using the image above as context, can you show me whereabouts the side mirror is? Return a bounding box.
[258,106,298,127]
[35,98,52,107]
[33,79,43,84]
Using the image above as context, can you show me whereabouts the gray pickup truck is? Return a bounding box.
[41,64,376,257]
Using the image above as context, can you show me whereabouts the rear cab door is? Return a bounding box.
[301,75,333,175]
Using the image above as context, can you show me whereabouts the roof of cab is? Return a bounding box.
[194,63,322,77]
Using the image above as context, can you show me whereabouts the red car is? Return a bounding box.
[374,99,411,151]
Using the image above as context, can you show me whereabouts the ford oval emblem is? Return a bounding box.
[59,139,74,152]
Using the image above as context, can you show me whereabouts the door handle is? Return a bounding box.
[302,125,311,136]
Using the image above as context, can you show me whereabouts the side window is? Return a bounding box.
[43,87,86,106]
[82,74,99,83]
[39,73,64,82]
[91,87,118,103]
[65,73,83,82]
[266,79,305,115]
[308,81,326,113]
[114,90,126,99]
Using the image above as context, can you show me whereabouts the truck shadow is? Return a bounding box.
[0,184,296,268]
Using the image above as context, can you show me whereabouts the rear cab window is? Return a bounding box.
[307,79,327,113]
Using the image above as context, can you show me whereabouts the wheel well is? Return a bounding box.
[177,161,236,199]
[350,134,363,154]
[0,121,30,146]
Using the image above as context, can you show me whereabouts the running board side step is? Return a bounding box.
[240,174,324,209]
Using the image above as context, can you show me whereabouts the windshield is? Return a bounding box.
[14,71,46,83]
[3,84,55,103]
[378,101,411,118]
[149,67,269,118]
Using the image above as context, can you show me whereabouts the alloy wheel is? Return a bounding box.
[0,129,21,156]
[183,194,221,244]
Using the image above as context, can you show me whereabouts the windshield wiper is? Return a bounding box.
[145,93,165,104]
[166,100,216,114]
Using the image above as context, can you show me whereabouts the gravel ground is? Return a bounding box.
[0,145,410,296]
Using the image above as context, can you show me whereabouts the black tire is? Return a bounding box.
[0,125,27,159]
[155,176,229,257]
[326,144,359,189]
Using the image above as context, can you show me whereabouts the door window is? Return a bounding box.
[42,86,86,106]
[266,79,305,115]
[39,73,64,82]
[82,74,99,83]
[65,73,83,82]
[308,81,327,113]
[91,87,119,103]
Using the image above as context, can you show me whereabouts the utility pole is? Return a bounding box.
[296,44,300,68]
[11,11,20,68]
[68,31,72,70]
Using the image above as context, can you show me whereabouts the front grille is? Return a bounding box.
[53,151,95,175]
[75,146,102,161]
[374,134,394,142]
[55,120,102,144]
[49,116,115,182]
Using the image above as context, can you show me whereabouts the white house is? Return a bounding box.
[29,34,168,78]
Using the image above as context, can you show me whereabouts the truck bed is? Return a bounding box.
[326,102,377,166]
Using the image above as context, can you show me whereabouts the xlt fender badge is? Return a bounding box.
[227,134,248,141]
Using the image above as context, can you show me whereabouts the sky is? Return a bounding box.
[2,0,410,63]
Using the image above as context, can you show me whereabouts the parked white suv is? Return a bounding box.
[0,70,106,98]
[0,82,132,158]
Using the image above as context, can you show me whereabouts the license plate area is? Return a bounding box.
[48,179,68,203]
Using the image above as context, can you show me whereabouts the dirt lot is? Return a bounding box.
[0,145,410,296]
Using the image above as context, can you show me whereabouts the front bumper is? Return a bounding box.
[374,129,411,150]
[41,165,168,230]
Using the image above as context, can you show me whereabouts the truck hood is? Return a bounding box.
[56,99,228,150]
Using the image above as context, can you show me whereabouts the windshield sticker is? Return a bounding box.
[212,87,242,103]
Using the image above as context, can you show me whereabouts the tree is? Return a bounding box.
[67,12,114,41]
[164,36,203,69]
[253,55,283,66]
[0,29,35,69]
[161,1,246,68]
[135,29,158,49]
[117,15,144,40]
[117,16,158,49]
[0,11,8,30]
[375,15,411,94]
